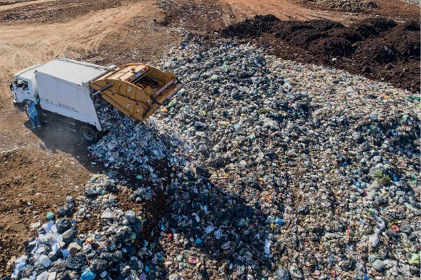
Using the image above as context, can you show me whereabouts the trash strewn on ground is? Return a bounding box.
[9,39,420,280]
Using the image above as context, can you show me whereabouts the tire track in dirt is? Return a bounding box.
[0,1,159,78]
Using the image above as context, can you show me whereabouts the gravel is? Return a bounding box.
[299,0,380,11]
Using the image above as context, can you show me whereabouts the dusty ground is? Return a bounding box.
[0,0,419,276]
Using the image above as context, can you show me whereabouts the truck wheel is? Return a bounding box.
[80,126,99,143]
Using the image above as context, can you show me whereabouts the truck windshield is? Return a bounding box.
[14,79,29,89]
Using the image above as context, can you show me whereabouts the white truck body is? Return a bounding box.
[11,57,182,142]
[12,58,115,131]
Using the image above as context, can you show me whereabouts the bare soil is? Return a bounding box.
[0,0,419,276]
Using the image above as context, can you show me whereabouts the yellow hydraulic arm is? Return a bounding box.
[90,63,183,121]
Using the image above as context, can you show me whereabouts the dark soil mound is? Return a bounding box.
[403,20,420,31]
[354,40,398,63]
[363,18,397,31]
[306,19,345,31]
[289,29,329,49]
[221,15,280,38]
[220,15,420,92]
[310,37,354,57]
[273,22,314,40]
[388,24,420,57]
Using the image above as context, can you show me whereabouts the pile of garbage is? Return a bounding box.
[89,100,186,173]
[9,39,420,279]
[298,0,379,11]
[154,39,420,279]
[10,175,151,280]
[402,0,421,5]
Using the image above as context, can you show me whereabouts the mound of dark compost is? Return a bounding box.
[220,15,420,93]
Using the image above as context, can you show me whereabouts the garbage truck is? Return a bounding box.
[10,57,182,142]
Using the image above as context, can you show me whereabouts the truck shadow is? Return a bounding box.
[25,118,288,278]
[138,170,288,279]
[23,120,102,173]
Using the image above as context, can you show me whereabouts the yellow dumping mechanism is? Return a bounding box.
[90,64,183,121]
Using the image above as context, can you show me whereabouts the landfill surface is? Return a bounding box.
[402,0,421,5]
[8,38,420,280]
[296,0,381,12]
[0,0,420,279]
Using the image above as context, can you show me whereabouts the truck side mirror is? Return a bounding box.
[9,82,14,91]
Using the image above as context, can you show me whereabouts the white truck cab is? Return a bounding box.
[11,64,42,109]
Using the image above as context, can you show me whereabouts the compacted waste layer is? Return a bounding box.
[8,39,420,280]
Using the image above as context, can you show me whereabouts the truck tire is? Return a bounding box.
[79,125,99,143]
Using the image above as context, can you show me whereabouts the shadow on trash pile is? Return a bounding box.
[151,165,287,279]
